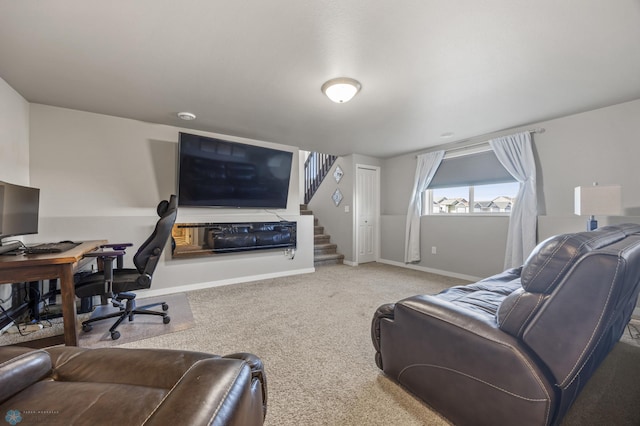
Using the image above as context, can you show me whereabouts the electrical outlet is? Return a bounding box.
[431,246,437,254]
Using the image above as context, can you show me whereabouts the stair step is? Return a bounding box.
[314,243,337,255]
[302,204,344,266]
[314,234,330,244]
[314,253,345,266]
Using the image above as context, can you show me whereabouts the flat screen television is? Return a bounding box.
[177,133,293,208]
[0,180,40,244]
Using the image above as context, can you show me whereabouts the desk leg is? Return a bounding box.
[59,265,79,346]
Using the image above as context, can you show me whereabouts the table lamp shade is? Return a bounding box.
[574,185,622,216]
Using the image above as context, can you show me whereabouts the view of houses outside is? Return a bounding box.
[429,181,518,214]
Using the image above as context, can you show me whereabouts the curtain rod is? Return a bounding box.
[415,127,545,158]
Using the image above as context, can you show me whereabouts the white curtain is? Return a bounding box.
[404,151,445,263]
[489,132,537,268]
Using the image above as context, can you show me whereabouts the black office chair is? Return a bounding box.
[75,195,177,340]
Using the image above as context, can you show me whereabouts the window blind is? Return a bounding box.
[428,150,514,189]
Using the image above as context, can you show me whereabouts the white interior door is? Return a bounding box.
[355,165,379,264]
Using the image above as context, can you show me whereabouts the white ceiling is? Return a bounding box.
[1,1,639,158]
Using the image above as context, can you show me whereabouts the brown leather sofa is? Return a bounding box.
[0,345,267,425]
[372,223,640,426]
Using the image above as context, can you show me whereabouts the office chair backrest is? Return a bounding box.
[133,195,178,276]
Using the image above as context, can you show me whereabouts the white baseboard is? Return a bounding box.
[376,258,482,282]
[138,267,316,299]
[343,260,357,266]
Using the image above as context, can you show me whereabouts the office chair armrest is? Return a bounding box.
[84,250,126,274]
[101,243,133,250]
[83,250,126,259]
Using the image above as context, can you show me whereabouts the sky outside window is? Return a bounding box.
[475,181,519,201]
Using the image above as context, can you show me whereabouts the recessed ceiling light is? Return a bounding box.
[177,112,196,121]
[321,77,361,103]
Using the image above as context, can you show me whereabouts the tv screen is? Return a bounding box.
[0,180,40,240]
[177,133,293,208]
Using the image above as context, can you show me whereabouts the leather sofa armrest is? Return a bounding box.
[144,357,266,426]
[223,352,268,419]
[371,303,395,368]
[395,295,546,374]
[0,348,51,404]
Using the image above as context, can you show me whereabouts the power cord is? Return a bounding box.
[264,209,288,222]
[0,283,54,337]
[24,283,53,328]
[0,287,30,336]
[0,239,27,255]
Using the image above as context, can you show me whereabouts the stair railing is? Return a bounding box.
[304,152,337,204]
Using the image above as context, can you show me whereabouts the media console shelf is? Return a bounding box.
[171,221,296,258]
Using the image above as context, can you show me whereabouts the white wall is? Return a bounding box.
[380,98,640,279]
[0,77,29,184]
[0,76,30,307]
[534,99,640,239]
[28,104,314,294]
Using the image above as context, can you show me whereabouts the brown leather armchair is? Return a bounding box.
[372,223,640,426]
[0,345,267,425]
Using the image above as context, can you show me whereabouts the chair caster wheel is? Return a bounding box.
[162,303,169,311]
[82,324,93,332]
[111,331,121,340]
[163,316,171,324]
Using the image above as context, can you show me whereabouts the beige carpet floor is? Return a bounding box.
[111,263,640,426]
[0,293,194,348]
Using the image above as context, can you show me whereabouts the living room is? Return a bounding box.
[1,2,640,425]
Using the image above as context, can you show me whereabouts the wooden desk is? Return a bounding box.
[0,240,107,346]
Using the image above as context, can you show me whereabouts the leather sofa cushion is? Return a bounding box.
[434,268,522,319]
[255,230,291,246]
[206,223,294,250]
[46,347,218,389]
[521,224,640,294]
[213,233,257,249]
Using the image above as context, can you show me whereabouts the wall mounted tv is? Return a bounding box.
[177,133,293,208]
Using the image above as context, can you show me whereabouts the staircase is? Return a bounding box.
[303,152,337,204]
[300,204,344,266]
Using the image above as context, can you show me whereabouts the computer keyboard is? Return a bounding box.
[25,242,80,254]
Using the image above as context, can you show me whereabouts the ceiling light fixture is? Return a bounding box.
[321,77,361,103]
[177,112,196,121]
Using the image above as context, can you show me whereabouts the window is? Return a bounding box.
[423,146,518,216]
[427,182,518,215]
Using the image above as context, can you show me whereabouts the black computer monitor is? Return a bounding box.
[0,180,40,246]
